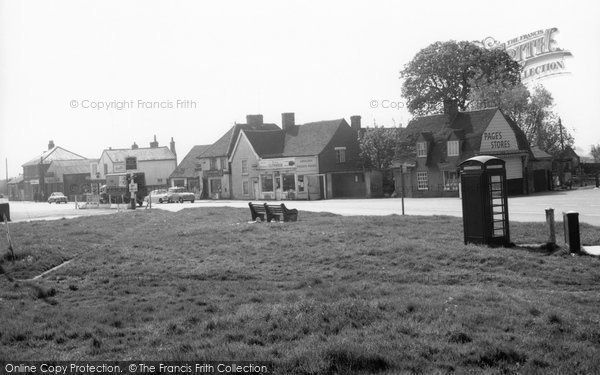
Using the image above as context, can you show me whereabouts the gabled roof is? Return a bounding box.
[399,108,531,163]
[169,145,212,178]
[199,123,280,159]
[102,147,175,162]
[47,159,99,176]
[238,119,349,159]
[22,146,86,167]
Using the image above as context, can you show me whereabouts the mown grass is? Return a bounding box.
[1,207,599,374]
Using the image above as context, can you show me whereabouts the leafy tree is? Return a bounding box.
[400,41,521,115]
[591,144,600,162]
[358,126,400,170]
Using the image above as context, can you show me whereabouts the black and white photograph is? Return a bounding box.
[1,1,599,373]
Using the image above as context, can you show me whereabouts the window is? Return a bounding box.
[282,174,295,191]
[417,142,427,158]
[447,141,459,157]
[103,163,108,175]
[335,147,346,163]
[417,171,429,190]
[242,180,249,195]
[443,171,458,191]
[195,163,202,171]
[241,159,248,175]
[297,175,305,192]
[261,173,273,192]
[157,178,163,184]
[210,158,217,170]
[222,157,228,171]
[125,157,137,170]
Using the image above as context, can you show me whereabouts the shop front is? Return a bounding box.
[254,157,320,200]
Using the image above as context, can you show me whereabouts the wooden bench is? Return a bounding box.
[248,202,298,222]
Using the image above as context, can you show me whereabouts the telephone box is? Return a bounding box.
[459,156,510,247]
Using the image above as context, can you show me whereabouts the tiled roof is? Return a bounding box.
[103,147,175,162]
[199,123,280,158]
[399,108,531,164]
[22,146,86,166]
[169,145,212,178]
[47,159,99,176]
[241,119,348,159]
[530,145,553,160]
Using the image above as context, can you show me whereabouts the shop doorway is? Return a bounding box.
[209,178,222,199]
[307,175,325,200]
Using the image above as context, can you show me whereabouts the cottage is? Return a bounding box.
[229,113,381,200]
[393,102,547,197]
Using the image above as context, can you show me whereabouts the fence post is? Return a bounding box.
[545,208,555,248]
[563,211,581,253]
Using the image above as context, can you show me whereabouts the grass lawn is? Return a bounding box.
[1,207,600,374]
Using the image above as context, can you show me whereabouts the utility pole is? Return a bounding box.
[5,158,8,195]
[559,117,565,153]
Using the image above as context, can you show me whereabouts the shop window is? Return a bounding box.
[242,180,249,195]
[241,159,248,175]
[261,174,273,192]
[417,142,427,158]
[335,147,346,163]
[174,179,185,187]
[417,171,429,190]
[443,170,458,191]
[282,174,295,191]
[447,141,459,157]
[297,175,305,192]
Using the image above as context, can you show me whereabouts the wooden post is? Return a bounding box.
[545,208,555,248]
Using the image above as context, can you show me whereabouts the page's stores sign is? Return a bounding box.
[478,28,572,82]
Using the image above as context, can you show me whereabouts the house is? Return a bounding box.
[553,146,581,187]
[96,136,177,190]
[228,113,382,200]
[168,144,212,194]
[393,101,538,197]
[195,115,280,199]
[45,159,100,200]
[21,140,90,201]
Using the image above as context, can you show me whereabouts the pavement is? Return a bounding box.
[3,187,600,226]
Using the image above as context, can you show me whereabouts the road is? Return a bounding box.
[3,188,600,226]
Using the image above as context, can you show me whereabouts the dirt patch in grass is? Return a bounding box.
[1,207,599,373]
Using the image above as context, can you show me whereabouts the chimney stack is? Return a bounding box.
[443,99,459,119]
[131,142,139,150]
[350,115,362,132]
[150,135,159,148]
[246,114,264,128]
[48,140,55,150]
[282,112,295,131]
[170,137,176,157]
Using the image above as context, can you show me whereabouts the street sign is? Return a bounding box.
[129,183,138,193]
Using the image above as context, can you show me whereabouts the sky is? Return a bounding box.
[1,0,599,179]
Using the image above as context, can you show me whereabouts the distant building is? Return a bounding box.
[168,144,212,194]
[392,102,550,197]
[96,136,177,189]
[228,113,381,200]
[21,140,89,201]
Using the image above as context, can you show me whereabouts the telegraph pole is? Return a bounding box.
[559,117,565,153]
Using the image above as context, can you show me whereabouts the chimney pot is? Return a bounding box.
[282,112,295,131]
[132,142,139,150]
[48,140,55,150]
[150,135,159,148]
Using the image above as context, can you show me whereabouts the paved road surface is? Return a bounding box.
[4,188,600,226]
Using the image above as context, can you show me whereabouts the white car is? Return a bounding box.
[144,189,169,204]
[48,192,68,204]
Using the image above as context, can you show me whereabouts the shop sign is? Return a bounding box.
[206,170,224,177]
[114,163,126,172]
[480,120,519,153]
[257,158,296,170]
[295,157,319,173]
[477,27,572,82]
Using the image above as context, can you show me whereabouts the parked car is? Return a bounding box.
[164,187,195,203]
[144,189,169,204]
[48,192,68,204]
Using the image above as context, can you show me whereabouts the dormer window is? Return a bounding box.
[417,142,427,158]
[447,140,459,157]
